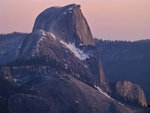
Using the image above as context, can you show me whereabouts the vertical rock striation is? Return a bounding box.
[33,4,95,46]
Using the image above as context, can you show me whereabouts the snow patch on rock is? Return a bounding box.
[84,65,88,68]
[39,37,47,42]
[36,36,47,53]
[95,85,112,99]
[95,85,124,106]
[68,7,74,11]
[41,30,46,36]
[60,40,89,60]
[50,33,56,40]
[13,78,17,82]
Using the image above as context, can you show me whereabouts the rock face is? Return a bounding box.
[0,66,145,113]
[9,94,53,113]
[0,4,110,92]
[0,4,147,113]
[0,30,97,86]
[113,81,147,106]
[32,3,109,92]
[98,59,110,94]
[33,4,95,46]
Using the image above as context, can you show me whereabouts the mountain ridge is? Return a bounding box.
[0,4,148,113]
[33,4,95,46]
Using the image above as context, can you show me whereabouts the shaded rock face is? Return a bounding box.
[8,94,53,113]
[0,66,145,113]
[112,81,147,107]
[33,4,95,46]
[0,30,96,86]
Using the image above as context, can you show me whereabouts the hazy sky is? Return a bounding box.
[0,0,150,41]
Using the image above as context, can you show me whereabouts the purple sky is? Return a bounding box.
[0,0,150,41]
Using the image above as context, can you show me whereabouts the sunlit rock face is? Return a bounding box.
[33,4,95,46]
[113,81,147,106]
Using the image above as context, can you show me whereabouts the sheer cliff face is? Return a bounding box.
[98,59,110,94]
[113,81,147,107]
[33,4,95,46]
[32,4,108,89]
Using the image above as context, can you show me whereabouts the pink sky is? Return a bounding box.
[0,0,150,41]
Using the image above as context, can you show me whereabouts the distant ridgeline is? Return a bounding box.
[95,38,150,104]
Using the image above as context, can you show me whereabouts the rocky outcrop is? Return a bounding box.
[0,66,145,113]
[32,4,110,92]
[33,4,95,46]
[0,4,110,93]
[112,81,147,106]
